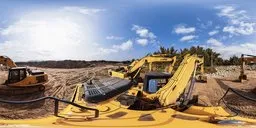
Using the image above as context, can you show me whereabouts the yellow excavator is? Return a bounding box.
[109,54,177,79]
[0,56,48,95]
[239,54,256,82]
[1,54,256,127]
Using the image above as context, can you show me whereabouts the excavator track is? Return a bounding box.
[0,84,45,95]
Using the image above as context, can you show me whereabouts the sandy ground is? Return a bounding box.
[194,69,256,118]
[0,65,256,119]
[0,65,113,119]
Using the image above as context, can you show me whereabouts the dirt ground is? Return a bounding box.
[0,65,114,119]
[194,66,256,118]
[0,65,256,119]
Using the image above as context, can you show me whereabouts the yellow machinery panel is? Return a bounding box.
[109,70,127,79]
[1,85,256,128]
[7,73,48,87]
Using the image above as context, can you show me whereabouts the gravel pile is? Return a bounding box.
[207,65,256,78]
[207,66,240,78]
[0,66,7,71]
[247,65,256,70]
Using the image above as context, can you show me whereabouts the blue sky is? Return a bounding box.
[0,0,255,61]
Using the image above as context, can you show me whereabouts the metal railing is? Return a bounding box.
[0,96,99,118]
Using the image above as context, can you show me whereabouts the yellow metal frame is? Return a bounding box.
[145,54,204,106]
[7,73,49,87]
[1,84,256,128]
[239,54,256,82]
[110,54,177,79]
[109,70,127,79]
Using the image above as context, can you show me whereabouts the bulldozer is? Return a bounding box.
[239,54,256,82]
[1,54,256,127]
[0,56,48,95]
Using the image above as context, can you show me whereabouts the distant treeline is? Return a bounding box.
[152,46,241,66]
[16,60,131,68]
[16,46,243,68]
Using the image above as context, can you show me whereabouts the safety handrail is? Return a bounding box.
[218,88,256,104]
[218,87,256,117]
[0,96,99,118]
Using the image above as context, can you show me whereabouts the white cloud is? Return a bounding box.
[132,25,156,39]
[206,38,223,46]
[223,22,255,35]
[174,25,195,34]
[0,7,111,61]
[99,48,118,54]
[62,6,105,15]
[136,39,148,46]
[215,5,235,18]
[208,30,219,36]
[131,25,158,47]
[99,40,133,54]
[215,5,255,36]
[212,42,256,59]
[113,40,133,51]
[106,36,123,40]
[180,35,197,42]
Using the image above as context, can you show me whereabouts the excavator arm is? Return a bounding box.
[110,54,176,79]
[239,54,256,82]
[0,56,17,68]
[129,55,176,73]
[145,54,204,106]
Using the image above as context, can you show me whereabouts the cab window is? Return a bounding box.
[148,79,168,93]
[9,70,20,83]
[20,69,26,80]
[148,79,158,93]
[8,69,26,83]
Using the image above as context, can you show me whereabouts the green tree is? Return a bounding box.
[229,56,240,65]
[152,45,237,66]
[154,46,177,55]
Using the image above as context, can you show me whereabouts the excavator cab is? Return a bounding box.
[5,67,48,87]
[143,72,171,94]
[6,67,27,84]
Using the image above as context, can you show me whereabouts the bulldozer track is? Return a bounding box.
[0,84,45,96]
[49,67,104,99]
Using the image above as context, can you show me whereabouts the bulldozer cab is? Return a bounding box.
[7,67,27,84]
[143,72,171,94]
